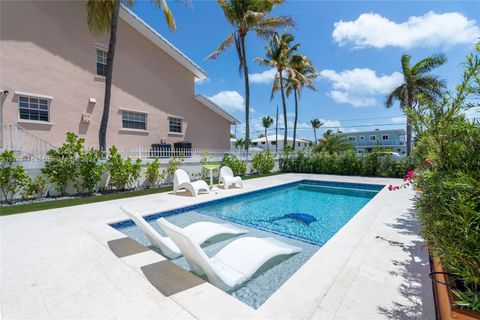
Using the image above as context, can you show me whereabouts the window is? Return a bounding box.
[382,134,389,141]
[18,96,49,122]
[96,49,107,76]
[261,141,265,145]
[359,136,365,140]
[169,117,182,133]
[271,141,277,145]
[122,110,146,130]
[369,135,376,141]
[348,136,356,142]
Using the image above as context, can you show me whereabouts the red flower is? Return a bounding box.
[388,185,393,191]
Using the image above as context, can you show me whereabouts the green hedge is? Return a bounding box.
[280,150,413,178]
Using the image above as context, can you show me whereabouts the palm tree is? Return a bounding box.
[311,118,323,143]
[86,0,177,151]
[208,0,293,151]
[262,116,274,149]
[285,54,317,150]
[386,53,447,156]
[256,33,299,148]
[314,130,353,155]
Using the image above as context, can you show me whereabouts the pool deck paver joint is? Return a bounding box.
[0,174,435,319]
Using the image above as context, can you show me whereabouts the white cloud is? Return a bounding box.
[390,116,406,124]
[195,77,210,85]
[208,91,244,112]
[249,69,276,84]
[333,12,480,49]
[319,68,403,107]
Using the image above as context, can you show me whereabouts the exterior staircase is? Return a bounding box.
[1,124,55,161]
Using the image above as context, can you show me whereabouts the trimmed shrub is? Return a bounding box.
[0,150,31,203]
[79,148,104,194]
[106,146,142,190]
[145,158,165,187]
[42,132,83,194]
[251,150,275,174]
[221,153,246,176]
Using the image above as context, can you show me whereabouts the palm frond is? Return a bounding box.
[413,54,447,75]
[153,0,177,32]
[206,32,236,60]
[86,0,113,36]
[385,85,406,108]
[258,16,295,30]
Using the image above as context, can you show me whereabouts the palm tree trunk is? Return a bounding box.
[313,128,317,144]
[279,71,288,149]
[265,128,269,149]
[406,116,413,156]
[275,104,278,153]
[292,90,298,151]
[240,35,250,151]
[99,0,120,152]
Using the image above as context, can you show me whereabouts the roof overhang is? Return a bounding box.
[119,6,207,80]
[195,95,241,125]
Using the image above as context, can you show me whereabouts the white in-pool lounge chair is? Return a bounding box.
[219,166,244,190]
[157,218,302,290]
[120,206,247,259]
[173,169,209,197]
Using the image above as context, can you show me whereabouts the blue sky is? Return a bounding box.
[132,0,480,140]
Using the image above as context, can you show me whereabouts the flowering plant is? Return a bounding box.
[387,159,433,191]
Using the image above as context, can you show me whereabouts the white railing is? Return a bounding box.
[1,124,55,161]
[93,146,271,160]
[0,123,277,162]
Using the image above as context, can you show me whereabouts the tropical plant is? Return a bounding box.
[145,158,165,187]
[234,138,245,150]
[251,150,275,174]
[86,0,178,150]
[208,0,294,150]
[385,53,447,155]
[42,132,84,195]
[221,153,247,176]
[407,44,480,312]
[21,176,48,200]
[165,155,183,178]
[106,146,142,190]
[262,116,274,148]
[0,150,31,203]
[285,54,317,149]
[279,149,411,178]
[78,148,105,194]
[311,118,323,144]
[313,130,353,155]
[257,33,299,147]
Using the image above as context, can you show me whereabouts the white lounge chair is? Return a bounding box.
[173,169,210,197]
[157,218,302,290]
[120,206,247,259]
[219,166,244,190]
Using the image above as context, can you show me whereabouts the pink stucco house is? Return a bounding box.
[0,1,239,150]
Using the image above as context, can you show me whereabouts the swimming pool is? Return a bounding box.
[111,180,383,308]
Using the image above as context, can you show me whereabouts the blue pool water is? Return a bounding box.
[111,180,382,308]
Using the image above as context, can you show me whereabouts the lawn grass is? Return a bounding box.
[0,172,284,216]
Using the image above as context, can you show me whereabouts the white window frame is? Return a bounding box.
[369,135,376,141]
[16,92,52,124]
[168,116,183,134]
[121,109,147,131]
[95,48,108,77]
[382,134,389,141]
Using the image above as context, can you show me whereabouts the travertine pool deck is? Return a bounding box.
[0,174,435,319]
